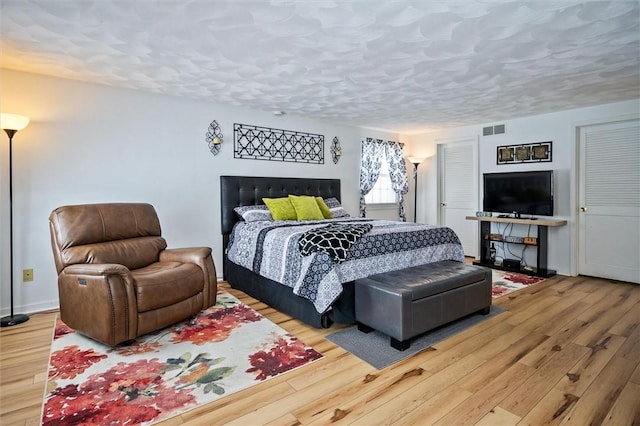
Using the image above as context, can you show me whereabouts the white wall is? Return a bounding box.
[2,68,637,315]
[0,69,398,315]
[405,98,640,276]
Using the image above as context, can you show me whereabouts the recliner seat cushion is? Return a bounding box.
[133,262,204,312]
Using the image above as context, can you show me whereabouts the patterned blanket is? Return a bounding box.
[298,223,373,263]
[227,218,465,313]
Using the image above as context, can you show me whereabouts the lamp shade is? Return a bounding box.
[407,156,424,165]
[0,113,30,131]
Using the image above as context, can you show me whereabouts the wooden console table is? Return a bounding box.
[466,216,567,277]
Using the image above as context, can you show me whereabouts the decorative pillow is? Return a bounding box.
[262,197,297,220]
[323,197,351,218]
[289,195,325,221]
[323,197,342,208]
[233,205,273,222]
[331,207,351,218]
[315,197,333,219]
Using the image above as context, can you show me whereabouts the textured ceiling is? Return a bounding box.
[1,0,639,133]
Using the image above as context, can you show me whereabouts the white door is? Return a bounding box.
[578,119,640,284]
[437,137,479,257]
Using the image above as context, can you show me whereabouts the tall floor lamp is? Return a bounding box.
[407,157,424,223]
[1,113,30,327]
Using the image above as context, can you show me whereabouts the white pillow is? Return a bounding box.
[233,205,273,222]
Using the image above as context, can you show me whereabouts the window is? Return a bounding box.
[365,154,398,204]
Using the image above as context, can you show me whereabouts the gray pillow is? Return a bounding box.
[323,197,351,218]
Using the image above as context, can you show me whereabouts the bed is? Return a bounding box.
[220,175,465,329]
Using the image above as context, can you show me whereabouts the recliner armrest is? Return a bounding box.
[159,247,212,263]
[58,263,137,346]
[160,247,217,309]
[62,263,130,276]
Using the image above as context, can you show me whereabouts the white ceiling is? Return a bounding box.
[1,0,639,133]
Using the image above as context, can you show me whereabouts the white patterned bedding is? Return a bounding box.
[227,218,465,313]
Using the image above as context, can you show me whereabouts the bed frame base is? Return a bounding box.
[226,260,355,329]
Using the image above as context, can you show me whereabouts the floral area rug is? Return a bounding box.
[41,292,323,425]
[492,269,546,298]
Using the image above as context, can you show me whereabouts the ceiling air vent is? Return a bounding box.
[483,124,506,136]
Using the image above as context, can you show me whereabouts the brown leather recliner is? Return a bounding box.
[49,203,217,346]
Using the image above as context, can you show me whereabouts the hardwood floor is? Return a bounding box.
[1,274,639,425]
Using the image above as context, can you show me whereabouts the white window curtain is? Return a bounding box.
[359,138,408,220]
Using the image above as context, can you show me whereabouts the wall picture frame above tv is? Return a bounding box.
[498,146,514,162]
[483,170,554,217]
[497,141,552,164]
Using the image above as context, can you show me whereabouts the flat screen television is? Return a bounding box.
[483,170,554,217]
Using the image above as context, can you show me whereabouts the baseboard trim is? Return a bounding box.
[0,299,60,316]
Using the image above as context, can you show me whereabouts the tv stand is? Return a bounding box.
[466,216,567,278]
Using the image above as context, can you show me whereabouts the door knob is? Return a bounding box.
[580,207,587,212]
[440,202,446,207]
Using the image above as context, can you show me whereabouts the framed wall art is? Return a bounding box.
[498,146,514,163]
[497,141,552,164]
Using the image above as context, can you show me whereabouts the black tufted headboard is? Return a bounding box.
[220,175,341,254]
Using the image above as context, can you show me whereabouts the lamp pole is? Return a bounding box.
[413,162,419,222]
[407,157,424,223]
[1,113,30,327]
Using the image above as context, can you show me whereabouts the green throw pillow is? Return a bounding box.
[263,197,297,220]
[315,197,334,219]
[289,195,324,220]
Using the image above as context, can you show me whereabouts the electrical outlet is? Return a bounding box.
[23,268,33,282]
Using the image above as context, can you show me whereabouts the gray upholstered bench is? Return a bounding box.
[355,260,492,351]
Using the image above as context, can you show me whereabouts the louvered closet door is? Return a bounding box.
[438,137,478,257]
[579,119,640,284]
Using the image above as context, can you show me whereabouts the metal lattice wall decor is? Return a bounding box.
[234,123,324,164]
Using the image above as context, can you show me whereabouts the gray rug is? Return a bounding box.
[326,306,505,370]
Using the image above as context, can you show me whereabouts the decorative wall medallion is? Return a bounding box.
[233,123,324,164]
[497,141,552,164]
[331,137,342,164]
[206,120,223,156]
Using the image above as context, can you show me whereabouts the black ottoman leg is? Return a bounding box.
[481,306,491,315]
[357,322,374,333]
[391,337,410,351]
